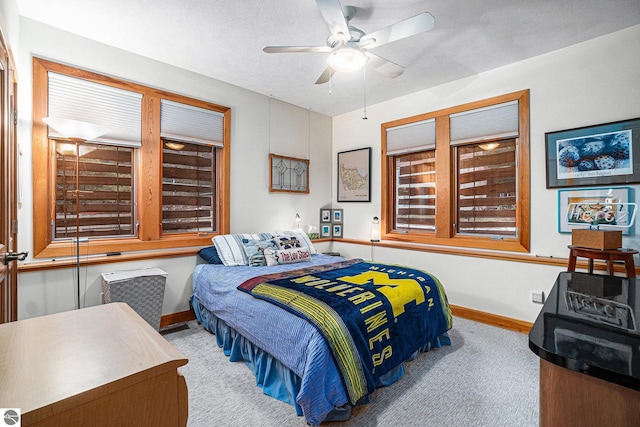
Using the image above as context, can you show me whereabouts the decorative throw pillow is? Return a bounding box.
[264,247,312,266]
[242,239,278,267]
[274,229,318,254]
[197,246,224,264]
[212,232,274,266]
[273,235,302,250]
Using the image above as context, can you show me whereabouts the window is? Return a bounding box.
[160,99,223,235]
[161,141,216,234]
[54,142,135,239]
[32,58,230,258]
[455,139,517,236]
[381,90,530,252]
[394,151,436,231]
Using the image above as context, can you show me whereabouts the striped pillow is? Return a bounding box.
[212,233,273,266]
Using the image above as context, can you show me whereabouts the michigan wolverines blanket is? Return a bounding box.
[237,259,452,405]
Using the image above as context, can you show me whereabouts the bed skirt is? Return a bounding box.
[191,295,450,425]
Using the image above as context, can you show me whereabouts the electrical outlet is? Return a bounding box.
[531,291,545,304]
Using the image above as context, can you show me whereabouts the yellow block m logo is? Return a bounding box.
[338,271,425,317]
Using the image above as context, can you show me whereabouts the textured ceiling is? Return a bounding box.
[16,0,640,116]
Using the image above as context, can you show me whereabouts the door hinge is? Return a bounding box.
[12,219,18,234]
[13,110,17,125]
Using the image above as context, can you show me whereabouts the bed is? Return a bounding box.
[191,232,452,425]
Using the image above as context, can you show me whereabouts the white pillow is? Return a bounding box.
[264,247,312,266]
[274,229,317,254]
[273,235,303,250]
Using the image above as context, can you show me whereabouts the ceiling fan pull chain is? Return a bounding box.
[362,66,368,120]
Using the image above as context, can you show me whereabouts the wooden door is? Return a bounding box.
[0,36,19,323]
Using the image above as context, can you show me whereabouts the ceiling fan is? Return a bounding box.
[263,0,435,84]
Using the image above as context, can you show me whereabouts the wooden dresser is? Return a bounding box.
[0,303,188,426]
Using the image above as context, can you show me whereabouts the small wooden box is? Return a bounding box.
[571,229,622,250]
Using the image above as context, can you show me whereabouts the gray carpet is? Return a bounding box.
[163,317,539,426]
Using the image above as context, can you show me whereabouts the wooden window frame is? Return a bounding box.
[381,90,530,252]
[32,57,230,258]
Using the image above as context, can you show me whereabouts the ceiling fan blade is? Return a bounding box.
[315,0,350,42]
[365,53,404,79]
[360,12,435,50]
[263,46,334,53]
[315,66,335,84]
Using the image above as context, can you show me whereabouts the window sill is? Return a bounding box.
[335,237,564,267]
[18,248,200,272]
[20,237,334,272]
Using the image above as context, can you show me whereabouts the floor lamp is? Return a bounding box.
[42,117,108,309]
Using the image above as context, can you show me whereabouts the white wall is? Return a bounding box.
[13,17,333,319]
[331,25,640,323]
[6,1,640,324]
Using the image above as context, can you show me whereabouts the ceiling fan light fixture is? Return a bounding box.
[327,47,367,73]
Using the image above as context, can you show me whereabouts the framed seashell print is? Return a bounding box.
[545,117,640,188]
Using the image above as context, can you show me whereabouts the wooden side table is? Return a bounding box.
[567,245,638,278]
[0,303,188,426]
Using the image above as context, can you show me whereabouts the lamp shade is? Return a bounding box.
[327,48,368,73]
[43,117,108,142]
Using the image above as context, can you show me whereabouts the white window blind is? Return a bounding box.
[386,119,436,156]
[450,101,519,145]
[160,99,224,147]
[47,72,142,147]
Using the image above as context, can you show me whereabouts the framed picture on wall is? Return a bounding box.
[321,224,331,237]
[332,209,343,223]
[269,153,309,193]
[557,187,632,234]
[337,147,371,202]
[320,209,331,223]
[545,117,640,188]
[332,224,342,238]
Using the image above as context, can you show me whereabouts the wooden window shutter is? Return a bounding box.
[55,142,134,239]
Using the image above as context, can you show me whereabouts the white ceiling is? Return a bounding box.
[15,0,640,117]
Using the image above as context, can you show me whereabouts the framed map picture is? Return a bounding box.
[337,147,371,202]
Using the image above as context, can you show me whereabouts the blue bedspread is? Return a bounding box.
[192,254,451,425]
[237,259,452,406]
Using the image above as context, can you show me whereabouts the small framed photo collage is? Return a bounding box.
[320,208,343,238]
